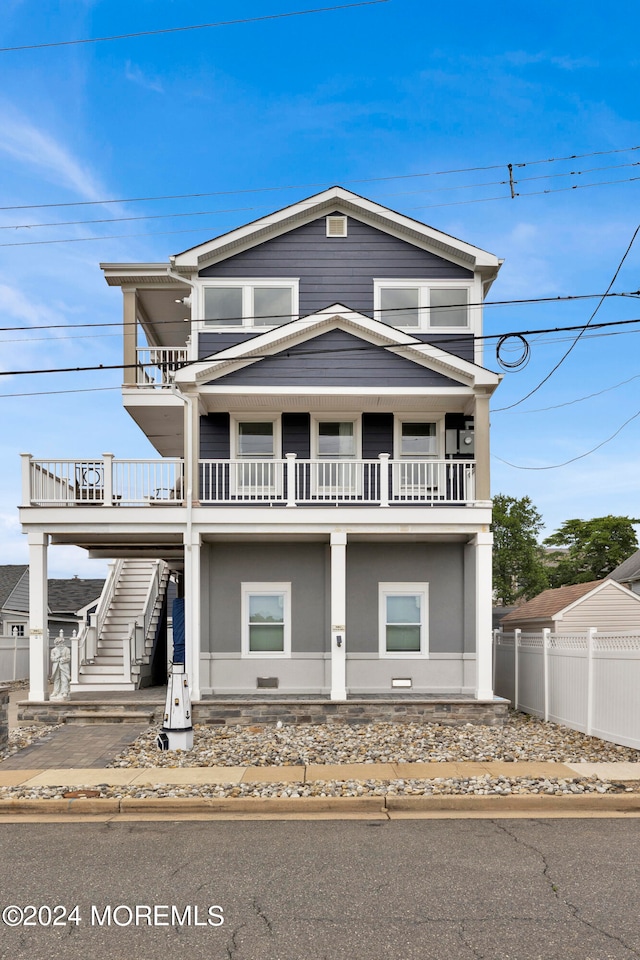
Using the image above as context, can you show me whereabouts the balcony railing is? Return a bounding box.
[24,455,476,507]
[135,347,188,386]
[199,456,475,505]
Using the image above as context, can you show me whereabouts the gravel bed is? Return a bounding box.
[108,712,640,768]
[0,775,633,801]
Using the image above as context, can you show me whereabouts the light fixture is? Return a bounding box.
[175,295,192,306]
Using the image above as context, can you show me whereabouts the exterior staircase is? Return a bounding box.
[71,558,170,693]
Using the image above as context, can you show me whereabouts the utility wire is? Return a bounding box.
[1,145,638,212]
[494,224,640,411]
[4,160,640,232]
[3,173,639,249]
[494,409,640,470]
[0,2,389,53]
[494,373,640,414]
[0,291,637,335]
[4,314,640,377]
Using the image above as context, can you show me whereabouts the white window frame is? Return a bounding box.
[374,279,473,332]
[393,414,445,460]
[6,623,25,637]
[241,582,291,658]
[378,582,429,658]
[310,414,362,496]
[198,278,299,329]
[229,415,282,496]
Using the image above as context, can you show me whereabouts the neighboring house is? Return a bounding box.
[0,564,103,640]
[608,548,640,596]
[19,187,504,703]
[499,578,640,633]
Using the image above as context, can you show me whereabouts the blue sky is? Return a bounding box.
[1,0,640,576]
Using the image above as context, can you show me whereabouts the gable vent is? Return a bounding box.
[326,215,347,237]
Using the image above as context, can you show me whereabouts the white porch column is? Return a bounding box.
[183,388,201,505]
[473,531,494,700]
[28,532,49,701]
[330,532,347,701]
[184,531,202,701]
[473,391,491,503]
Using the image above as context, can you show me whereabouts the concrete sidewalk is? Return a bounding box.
[1,759,639,788]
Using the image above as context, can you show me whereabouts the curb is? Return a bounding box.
[0,793,639,817]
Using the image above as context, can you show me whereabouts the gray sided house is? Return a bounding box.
[0,565,103,641]
[19,187,503,707]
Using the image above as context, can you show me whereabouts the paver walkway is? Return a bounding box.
[0,724,149,770]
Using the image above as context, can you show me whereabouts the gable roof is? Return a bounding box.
[0,565,27,608]
[608,548,640,584]
[170,186,502,282]
[0,566,104,616]
[501,578,640,624]
[175,304,501,391]
[501,580,605,623]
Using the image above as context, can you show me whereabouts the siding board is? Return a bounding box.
[208,329,461,388]
[199,214,472,321]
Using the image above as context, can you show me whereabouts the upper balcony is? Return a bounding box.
[22,455,478,509]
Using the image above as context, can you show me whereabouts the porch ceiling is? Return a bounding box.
[199,391,474,415]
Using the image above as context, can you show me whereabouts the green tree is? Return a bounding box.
[492,494,548,604]
[543,515,640,587]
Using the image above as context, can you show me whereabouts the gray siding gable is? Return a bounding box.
[207,328,463,388]
[199,213,472,319]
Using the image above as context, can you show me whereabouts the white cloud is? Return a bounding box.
[0,104,105,201]
[125,62,164,94]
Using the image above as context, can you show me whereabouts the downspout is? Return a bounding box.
[167,265,199,696]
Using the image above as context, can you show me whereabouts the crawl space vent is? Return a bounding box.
[257,677,279,689]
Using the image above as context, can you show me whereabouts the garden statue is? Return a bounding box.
[50,632,71,701]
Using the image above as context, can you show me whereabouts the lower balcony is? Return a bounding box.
[23,455,477,507]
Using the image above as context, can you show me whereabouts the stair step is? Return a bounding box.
[64,710,155,724]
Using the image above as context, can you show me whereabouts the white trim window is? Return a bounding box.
[230,416,281,496]
[393,415,444,496]
[379,583,429,657]
[201,279,299,328]
[310,415,361,496]
[241,583,291,657]
[374,280,471,330]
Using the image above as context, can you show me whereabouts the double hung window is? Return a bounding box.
[241,583,291,656]
[393,417,443,497]
[231,417,280,497]
[311,417,360,496]
[379,583,429,657]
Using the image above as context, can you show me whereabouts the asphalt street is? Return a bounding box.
[0,819,638,960]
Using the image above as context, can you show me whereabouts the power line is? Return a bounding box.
[5,160,640,233]
[3,173,639,249]
[494,225,640,411]
[4,314,640,378]
[494,373,640,414]
[0,291,637,336]
[0,385,120,399]
[1,144,638,213]
[0,2,389,53]
[494,408,640,470]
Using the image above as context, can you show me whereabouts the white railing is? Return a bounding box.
[24,455,476,507]
[494,628,640,750]
[199,456,476,506]
[390,460,475,503]
[25,456,184,506]
[136,347,188,386]
[200,459,286,502]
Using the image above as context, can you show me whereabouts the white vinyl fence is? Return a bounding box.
[0,630,29,683]
[494,628,640,750]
